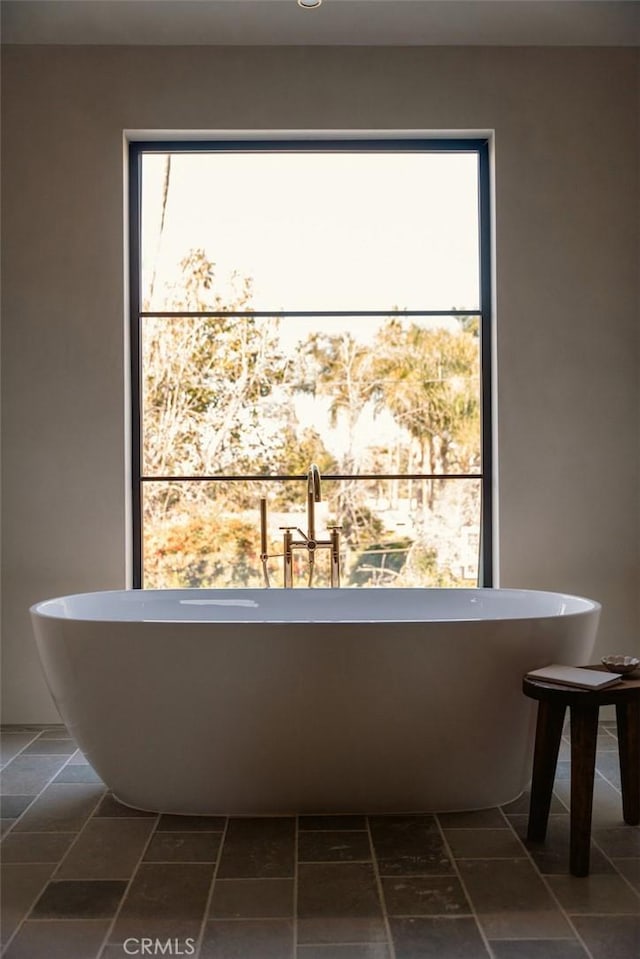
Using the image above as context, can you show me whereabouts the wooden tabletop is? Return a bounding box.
[523,664,640,706]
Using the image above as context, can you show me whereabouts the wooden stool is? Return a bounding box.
[522,667,640,876]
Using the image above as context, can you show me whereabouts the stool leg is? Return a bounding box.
[570,704,599,877]
[617,699,640,825]
[527,701,566,843]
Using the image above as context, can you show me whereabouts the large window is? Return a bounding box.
[129,139,492,589]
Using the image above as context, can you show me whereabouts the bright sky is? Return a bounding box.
[141,150,480,323]
[140,148,481,456]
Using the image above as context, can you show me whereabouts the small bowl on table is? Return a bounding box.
[601,655,640,675]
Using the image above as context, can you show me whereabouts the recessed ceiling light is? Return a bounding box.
[297,0,323,9]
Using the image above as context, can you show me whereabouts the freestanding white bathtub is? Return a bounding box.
[31,587,600,815]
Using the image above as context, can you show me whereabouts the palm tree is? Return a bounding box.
[372,319,480,510]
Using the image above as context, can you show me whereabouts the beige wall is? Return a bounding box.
[1,46,638,723]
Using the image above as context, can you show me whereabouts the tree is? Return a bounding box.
[297,331,384,547]
[142,250,341,585]
[145,506,261,588]
[298,332,379,469]
[371,319,480,507]
[142,249,291,514]
[142,251,482,587]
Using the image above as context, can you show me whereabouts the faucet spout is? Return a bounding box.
[307,464,321,503]
[306,464,321,543]
[257,462,341,587]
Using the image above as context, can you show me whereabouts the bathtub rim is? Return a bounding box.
[30,586,602,626]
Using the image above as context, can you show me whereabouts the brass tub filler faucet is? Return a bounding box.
[259,464,342,587]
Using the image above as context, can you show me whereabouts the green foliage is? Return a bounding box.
[145,503,262,588]
[143,249,292,492]
[398,542,465,587]
[268,428,337,510]
[458,314,480,338]
[371,318,480,476]
[348,537,413,586]
[299,320,480,479]
[332,496,386,549]
[347,539,467,588]
[298,332,379,473]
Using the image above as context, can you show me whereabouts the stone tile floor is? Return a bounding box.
[0,722,638,958]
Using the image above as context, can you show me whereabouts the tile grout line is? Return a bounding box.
[1,725,53,740]
[1,742,83,836]
[300,859,371,866]
[95,809,162,959]
[192,816,230,959]
[368,872,470,878]
[24,915,283,924]
[583,839,640,904]
[549,911,640,918]
[589,723,640,903]
[0,730,108,957]
[497,802,597,959]
[2,791,111,952]
[429,855,531,861]
[1,728,66,955]
[10,858,225,869]
[0,868,61,959]
[550,772,640,904]
[3,721,637,957]
[0,729,43,770]
[43,790,111,881]
[433,813,498,959]
[297,828,368,833]
[436,825,517,831]
[0,729,46,735]
[365,816,396,959]
[594,767,623,796]
[141,829,226,834]
[195,873,295,882]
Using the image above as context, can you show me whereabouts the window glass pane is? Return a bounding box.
[135,141,490,589]
[142,478,481,589]
[141,151,480,313]
[141,313,481,478]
